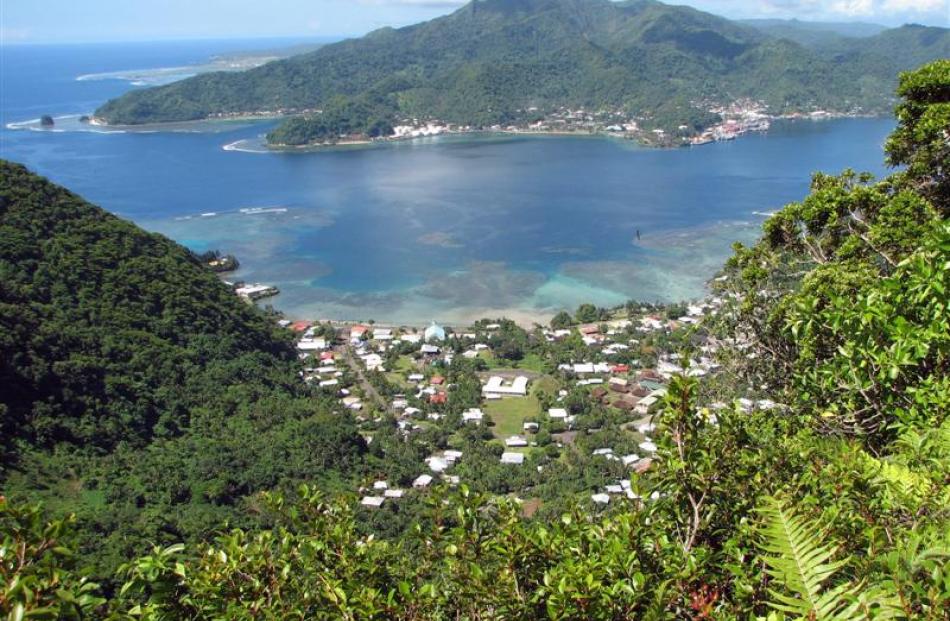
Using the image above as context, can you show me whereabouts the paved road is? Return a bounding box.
[339,344,389,411]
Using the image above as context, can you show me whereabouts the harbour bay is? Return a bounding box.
[1,40,894,324]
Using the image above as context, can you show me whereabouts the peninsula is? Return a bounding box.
[93,0,949,147]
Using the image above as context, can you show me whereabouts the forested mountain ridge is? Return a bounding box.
[0,160,368,577]
[0,161,296,453]
[93,0,950,146]
[4,60,949,619]
[740,18,888,47]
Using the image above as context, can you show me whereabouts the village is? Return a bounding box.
[193,96,862,150]
[377,98,861,147]
[689,99,773,145]
[366,96,858,149]
[257,291,784,524]
[385,106,700,148]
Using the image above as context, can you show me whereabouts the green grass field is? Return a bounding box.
[484,376,558,439]
[532,375,559,395]
[384,355,416,388]
[483,352,545,373]
[486,396,540,438]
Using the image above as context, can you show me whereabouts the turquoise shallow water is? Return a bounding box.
[1,41,894,324]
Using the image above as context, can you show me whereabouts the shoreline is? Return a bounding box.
[266,307,561,331]
[260,114,869,153]
[278,314,555,331]
[80,112,880,152]
[84,113,284,132]
[267,111,879,152]
[265,130,602,151]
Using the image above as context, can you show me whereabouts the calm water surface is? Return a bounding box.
[1,40,894,324]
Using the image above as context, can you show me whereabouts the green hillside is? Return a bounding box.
[93,0,950,146]
[820,24,950,77]
[0,161,368,577]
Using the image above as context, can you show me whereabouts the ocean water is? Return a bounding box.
[1,40,895,324]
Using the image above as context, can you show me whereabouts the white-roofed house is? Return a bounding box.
[426,456,450,472]
[482,376,529,397]
[462,408,484,423]
[500,452,525,465]
[297,337,327,352]
[362,353,385,372]
[621,454,640,466]
[413,474,433,488]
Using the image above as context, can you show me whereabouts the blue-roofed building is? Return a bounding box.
[424,321,445,342]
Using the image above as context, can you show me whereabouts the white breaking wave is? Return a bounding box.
[6,114,129,134]
[240,206,289,214]
[222,139,270,154]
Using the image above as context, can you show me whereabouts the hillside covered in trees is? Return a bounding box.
[3,60,949,619]
[93,0,949,146]
[0,161,369,578]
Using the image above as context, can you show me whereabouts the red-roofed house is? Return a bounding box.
[430,392,447,405]
[430,375,445,386]
[292,321,312,332]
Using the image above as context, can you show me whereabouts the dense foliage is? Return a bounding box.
[0,161,368,579]
[266,96,395,146]
[718,63,950,441]
[3,60,949,619]
[94,0,949,145]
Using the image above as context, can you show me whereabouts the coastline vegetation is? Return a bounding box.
[2,59,948,619]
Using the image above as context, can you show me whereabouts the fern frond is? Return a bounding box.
[758,497,850,618]
[756,497,904,621]
[856,451,934,502]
